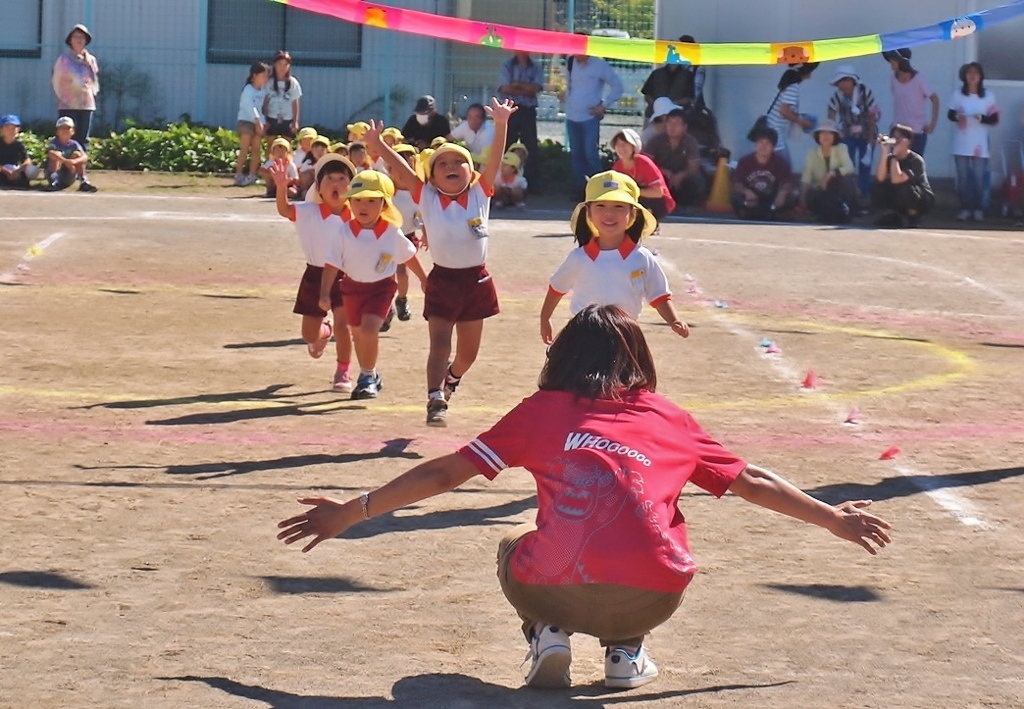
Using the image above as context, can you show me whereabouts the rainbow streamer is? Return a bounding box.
[271,0,1024,65]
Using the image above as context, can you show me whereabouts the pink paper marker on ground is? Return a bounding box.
[844,407,861,424]
[765,343,781,354]
[879,446,901,460]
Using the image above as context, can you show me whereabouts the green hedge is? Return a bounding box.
[17,122,590,191]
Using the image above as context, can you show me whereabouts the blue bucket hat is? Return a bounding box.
[1,114,22,127]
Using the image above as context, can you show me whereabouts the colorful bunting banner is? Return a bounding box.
[270,0,1024,65]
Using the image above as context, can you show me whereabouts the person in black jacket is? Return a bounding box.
[400,95,451,150]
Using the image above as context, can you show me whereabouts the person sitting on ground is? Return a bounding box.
[731,127,797,221]
[401,95,452,150]
[610,128,675,219]
[800,120,858,224]
[0,114,41,189]
[872,123,934,228]
[278,303,892,692]
[46,116,96,192]
[642,108,706,212]
[259,137,298,199]
[449,102,494,166]
[493,152,528,209]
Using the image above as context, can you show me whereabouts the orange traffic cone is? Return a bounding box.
[801,369,820,389]
[705,156,732,213]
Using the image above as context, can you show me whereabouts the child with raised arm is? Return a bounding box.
[279,304,892,691]
[540,171,689,344]
[364,98,517,426]
[317,170,428,400]
[270,154,357,392]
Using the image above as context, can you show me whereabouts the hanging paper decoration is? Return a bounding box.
[269,0,1024,65]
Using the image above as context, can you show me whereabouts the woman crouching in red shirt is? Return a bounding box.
[277,304,892,690]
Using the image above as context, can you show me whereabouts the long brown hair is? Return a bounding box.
[539,305,657,399]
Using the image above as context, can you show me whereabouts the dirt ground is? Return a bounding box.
[1,172,1023,708]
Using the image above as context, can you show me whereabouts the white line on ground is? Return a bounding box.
[0,231,69,282]
[666,236,1024,313]
[656,248,994,529]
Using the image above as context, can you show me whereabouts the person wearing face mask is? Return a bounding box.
[52,24,100,151]
[401,95,452,150]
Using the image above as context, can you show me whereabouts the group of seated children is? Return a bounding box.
[251,120,530,209]
[0,114,96,192]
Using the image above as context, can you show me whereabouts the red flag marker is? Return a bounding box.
[801,370,820,389]
[879,446,901,460]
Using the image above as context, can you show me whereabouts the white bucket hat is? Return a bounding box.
[829,63,860,86]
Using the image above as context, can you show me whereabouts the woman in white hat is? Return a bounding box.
[826,64,879,201]
[800,120,858,224]
[52,24,99,151]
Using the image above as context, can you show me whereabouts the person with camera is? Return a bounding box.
[871,124,934,228]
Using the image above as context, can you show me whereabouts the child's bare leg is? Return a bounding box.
[450,319,484,379]
[396,263,409,298]
[351,316,383,371]
[331,306,352,364]
[301,314,330,344]
[235,134,251,175]
[249,136,262,176]
[426,317,456,391]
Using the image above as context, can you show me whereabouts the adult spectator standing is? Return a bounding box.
[52,24,99,151]
[883,49,939,156]
[947,61,999,222]
[564,51,623,198]
[498,51,544,190]
[401,95,451,150]
[642,108,706,211]
[449,103,494,166]
[872,124,934,228]
[732,128,798,221]
[640,35,705,120]
[766,62,818,167]
[827,64,880,200]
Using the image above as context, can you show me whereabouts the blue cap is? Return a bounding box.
[1,114,21,127]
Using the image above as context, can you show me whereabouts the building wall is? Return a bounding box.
[656,0,1024,181]
[2,0,451,134]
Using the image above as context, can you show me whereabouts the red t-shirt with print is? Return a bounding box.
[613,155,676,214]
[458,389,746,593]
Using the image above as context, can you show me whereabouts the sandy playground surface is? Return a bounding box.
[1,173,1023,708]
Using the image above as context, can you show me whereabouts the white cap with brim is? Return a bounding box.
[829,63,860,86]
[650,96,683,122]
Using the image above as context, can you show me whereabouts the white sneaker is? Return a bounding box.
[972,209,985,222]
[604,645,659,689]
[523,624,571,689]
[955,209,970,222]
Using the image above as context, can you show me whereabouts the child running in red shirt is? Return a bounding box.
[540,170,690,344]
[364,98,517,426]
[270,154,357,392]
[319,170,428,400]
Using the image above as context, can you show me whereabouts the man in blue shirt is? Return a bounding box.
[564,52,623,197]
[498,51,544,191]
